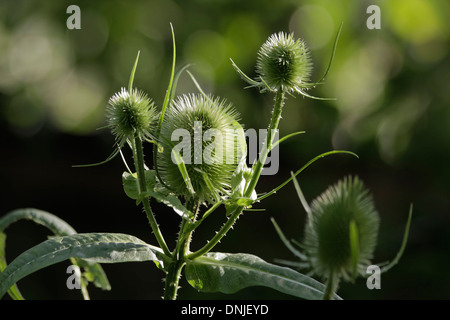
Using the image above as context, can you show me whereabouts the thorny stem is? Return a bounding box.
[186,205,244,260]
[164,200,199,300]
[244,89,285,198]
[132,135,170,256]
[163,260,185,300]
[322,270,339,300]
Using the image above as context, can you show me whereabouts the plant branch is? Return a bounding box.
[244,89,286,198]
[322,270,339,300]
[132,135,170,256]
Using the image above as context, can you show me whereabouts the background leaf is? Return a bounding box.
[185,252,340,300]
[0,208,77,236]
[0,208,111,297]
[0,232,24,300]
[0,233,165,299]
[122,170,156,201]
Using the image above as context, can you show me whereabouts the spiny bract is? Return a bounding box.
[157,94,244,203]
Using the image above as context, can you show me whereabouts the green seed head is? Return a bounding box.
[157,94,244,203]
[304,176,379,281]
[256,32,313,93]
[106,87,158,146]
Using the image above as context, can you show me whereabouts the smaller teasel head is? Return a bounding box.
[106,87,158,146]
[256,32,312,93]
[231,25,343,99]
[303,176,380,281]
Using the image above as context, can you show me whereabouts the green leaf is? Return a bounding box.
[185,252,341,300]
[0,232,24,300]
[0,208,77,236]
[147,191,193,219]
[0,233,165,299]
[158,23,177,130]
[70,258,111,291]
[0,208,112,296]
[122,170,156,201]
[171,148,195,195]
[122,170,192,219]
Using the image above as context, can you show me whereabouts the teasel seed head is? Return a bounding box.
[256,32,313,93]
[106,87,158,146]
[304,176,380,281]
[157,94,244,203]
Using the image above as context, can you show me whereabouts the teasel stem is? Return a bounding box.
[131,134,170,256]
[163,259,185,300]
[187,205,244,260]
[322,270,339,300]
[164,200,199,300]
[244,89,286,198]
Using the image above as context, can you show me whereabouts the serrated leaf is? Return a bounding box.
[185,252,341,300]
[0,233,165,299]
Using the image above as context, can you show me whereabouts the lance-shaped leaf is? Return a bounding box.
[0,208,112,298]
[0,233,166,299]
[0,232,24,300]
[185,252,341,300]
[0,208,77,236]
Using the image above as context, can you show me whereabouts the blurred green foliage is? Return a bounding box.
[1,0,449,299]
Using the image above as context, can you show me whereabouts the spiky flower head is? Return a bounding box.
[256,32,312,93]
[106,87,158,146]
[303,176,379,281]
[157,94,244,203]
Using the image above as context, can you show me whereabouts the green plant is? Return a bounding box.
[0,24,411,300]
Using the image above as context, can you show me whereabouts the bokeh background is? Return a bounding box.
[1,0,449,300]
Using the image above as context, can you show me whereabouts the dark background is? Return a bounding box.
[1,0,449,300]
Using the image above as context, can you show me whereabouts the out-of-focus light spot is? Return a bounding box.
[42,67,107,135]
[5,93,45,136]
[184,30,227,83]
[377,94,429,163]
[70,10,109,58]
[329,38,402,118]
[225,15,263,70]
[388,0,446,45]
[9,25,53,84]
[4,14,73,89]
[387,0,448,64]
[331,44,384,114]
[289,5,335,50]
